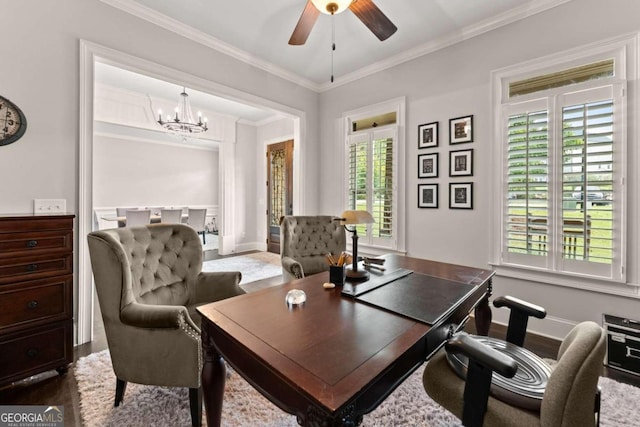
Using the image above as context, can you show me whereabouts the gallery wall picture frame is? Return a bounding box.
[418,184,438,208]
[418,122,439,148]
[449,115,473,144]
[418,153,438,178]
[449,149,473,177]
[449,182,473,209]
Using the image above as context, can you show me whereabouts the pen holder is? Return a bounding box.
[329,265,346,286]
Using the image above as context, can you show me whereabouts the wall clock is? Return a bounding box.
[0,95,27,146]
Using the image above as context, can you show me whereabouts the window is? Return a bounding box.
[495,39,632,285]
[343,98,405,252]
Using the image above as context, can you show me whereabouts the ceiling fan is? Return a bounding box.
[288,0,397,45]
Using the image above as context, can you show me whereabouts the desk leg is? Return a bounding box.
[474,278,492,336]
[202,324,226,427]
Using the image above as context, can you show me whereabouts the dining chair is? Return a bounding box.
[145,206,164,216]
[125,209,151,227]
[187,208,207,244]
[116,207,137,228]
[161,208,183,224]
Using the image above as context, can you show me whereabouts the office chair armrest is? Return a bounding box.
[446,333,518,427]
[281,256,304,279]
[121,303,195,329]
[494,295,547,347]
[194,271,245,304]
[494,296,546,319]
[446,334,518,378]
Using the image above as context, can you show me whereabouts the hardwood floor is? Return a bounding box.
[1,258,638,425]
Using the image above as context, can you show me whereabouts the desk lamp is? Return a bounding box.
[340,210,374,281]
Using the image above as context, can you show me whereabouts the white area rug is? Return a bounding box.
[74,350,458,427]
[75,350,640,427]
[201,252,282,285]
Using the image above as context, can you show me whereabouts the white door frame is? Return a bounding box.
[78,40,305,344]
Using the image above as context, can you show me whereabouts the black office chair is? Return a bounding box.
[423,296,605,427]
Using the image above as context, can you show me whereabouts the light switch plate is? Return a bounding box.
[34,199,67,214]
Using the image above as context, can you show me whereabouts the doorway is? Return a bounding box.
[78,41,306,346]
[266,140,294,254]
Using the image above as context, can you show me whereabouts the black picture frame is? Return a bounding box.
[418,153,438,178]
[449,182,473,209]
[449,149,473,177]
[418,184,438,208]
[418,122,438,149]
[449,115,473,144]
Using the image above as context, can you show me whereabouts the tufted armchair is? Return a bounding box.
[280,215,346,281]
[87,223,244,427]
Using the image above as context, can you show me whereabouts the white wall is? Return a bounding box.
[7,0,639,343]
[319,0,640,339]
[1,0,319,343]
[0,0,319,215]
[234,123,258,251]
[93,135,218,208]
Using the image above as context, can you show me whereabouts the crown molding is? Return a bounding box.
[99,0,322,92]
[324,0,573,90]
[100,0,571,93]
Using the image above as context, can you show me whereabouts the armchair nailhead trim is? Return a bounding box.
[177,312,203,371]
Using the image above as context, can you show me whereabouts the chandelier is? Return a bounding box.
[157,88,208,138]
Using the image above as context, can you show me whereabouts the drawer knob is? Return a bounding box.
[27,300,38,309]
[26,263,38,272]
[26,348,39,358]
[26,240,38,248]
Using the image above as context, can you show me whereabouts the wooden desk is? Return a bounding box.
[197,254,493,426]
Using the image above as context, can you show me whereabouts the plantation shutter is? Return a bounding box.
[346,127,396,249]
[504,99,549,268]
[347,133,368,213]
[558,85,619,280]
[502,84,623,281]
[371,128,395,246]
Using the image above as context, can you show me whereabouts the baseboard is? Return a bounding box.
[235,241,267,253]
[492,311,577,341]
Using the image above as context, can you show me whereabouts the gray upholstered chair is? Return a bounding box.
[87,223,245,427]
[423,309,606,427]
[280,215,346,281]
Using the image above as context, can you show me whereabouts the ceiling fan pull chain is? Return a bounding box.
[331,13,336,83]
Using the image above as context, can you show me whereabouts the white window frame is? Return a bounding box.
[342,97,406,254]
[490,34,639,295]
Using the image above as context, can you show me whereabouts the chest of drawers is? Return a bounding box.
[0,213,74,385]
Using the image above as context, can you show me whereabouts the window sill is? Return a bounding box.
[490,262,640,299]
[347,242,406,257]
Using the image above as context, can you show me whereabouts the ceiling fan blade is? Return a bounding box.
[288,0,321,45]
[349,0,397,41]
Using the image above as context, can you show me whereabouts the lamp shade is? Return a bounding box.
[311,0,352,15]
[340,210,374,225]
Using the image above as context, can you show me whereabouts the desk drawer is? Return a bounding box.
[0,276,72,332]
[0,230,73,258]
[0,321,72,384]
[0,253,72,284]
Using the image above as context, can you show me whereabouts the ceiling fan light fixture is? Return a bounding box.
[311,0,352,15]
